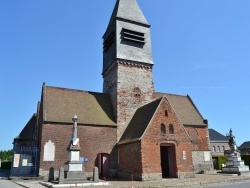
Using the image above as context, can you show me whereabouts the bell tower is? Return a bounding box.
[102,0,155,140]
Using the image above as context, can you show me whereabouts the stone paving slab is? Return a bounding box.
[12,174,250,188]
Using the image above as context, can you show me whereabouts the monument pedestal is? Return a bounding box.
[222,151,249,174]
[62,144,87,183]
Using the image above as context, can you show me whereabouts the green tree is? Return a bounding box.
[0,149,13,161]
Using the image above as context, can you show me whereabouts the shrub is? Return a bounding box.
[212,156,228,170]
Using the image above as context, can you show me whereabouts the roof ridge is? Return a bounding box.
[139,98,164,140]
[45,85,105,95]
[187,95,207,124]
[118,98,162,144]
[155,92,187,97]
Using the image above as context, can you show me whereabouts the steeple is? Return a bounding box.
[102,0,155,140]
[102,0,153,75]
[108,0,149,27]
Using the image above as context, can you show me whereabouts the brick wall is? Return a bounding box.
[141,98,194,176]
[39,123,117,178]
[118,98,195,180]
[118,141,142,180]
[185,126,210,151]
[103,60,154,141]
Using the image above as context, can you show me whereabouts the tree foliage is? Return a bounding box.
[0,149,13,161]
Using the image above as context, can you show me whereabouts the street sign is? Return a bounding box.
[80,157,89,163]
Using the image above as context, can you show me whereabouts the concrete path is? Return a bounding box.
[0,179,23,188]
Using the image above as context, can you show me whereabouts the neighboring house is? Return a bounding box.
[209,129,230,156]
[12,0,213,181]
[239,141,250,155]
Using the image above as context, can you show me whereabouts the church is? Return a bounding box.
[12,0,213,181]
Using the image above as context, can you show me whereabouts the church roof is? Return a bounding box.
[119,93,207,144]
[118,98,162,144]
[108,0,149,27]
[43,85,116,126]
[14,113,36,141]
[155,92,207,126]
[209,129,228,142]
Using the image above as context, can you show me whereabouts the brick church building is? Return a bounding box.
[13,0,213,180]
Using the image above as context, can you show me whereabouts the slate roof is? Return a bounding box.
[43,85,116,126]
[118,98,162,144]
[108,0,149,27]
[239,141,250,149]
[14,113,36,141]
[155,92,207,126]
[209,129,228,142]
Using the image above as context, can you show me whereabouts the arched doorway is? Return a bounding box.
[160,143,177,178]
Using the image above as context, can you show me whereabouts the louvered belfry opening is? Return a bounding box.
[122,28,145,44]
[103,31,115,52]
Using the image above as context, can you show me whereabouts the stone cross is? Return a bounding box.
[72,115,78,138]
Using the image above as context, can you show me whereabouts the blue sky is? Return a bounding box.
[0,0,249,151]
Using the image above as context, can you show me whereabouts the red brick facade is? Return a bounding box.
[185,126,210,151]
[39,123,117,177]
[118,98,195,180]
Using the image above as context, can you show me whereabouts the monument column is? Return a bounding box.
[63,115,87,183]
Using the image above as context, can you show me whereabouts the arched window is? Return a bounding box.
[217,146,220,152]
[222,146,225,152]
[169,124,174,134]
[161,124,166,136]
[212,146,216,152]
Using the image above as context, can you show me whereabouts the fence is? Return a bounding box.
[11,146,39,177]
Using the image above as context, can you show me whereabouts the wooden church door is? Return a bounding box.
[160,145,177,178]
[97,153,110,179]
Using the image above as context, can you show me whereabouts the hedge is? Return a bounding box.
[212,156,228,170]
[241,155,250,166]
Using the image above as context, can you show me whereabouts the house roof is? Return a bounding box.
[155,92,207,126]
[118,98,162,144]
[43,85,116,126]
[209,129,228,142]
[14,113,36,141]
[239,141,250,149]
[108,0,149,27]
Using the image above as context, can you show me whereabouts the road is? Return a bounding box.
[201,181,250,188]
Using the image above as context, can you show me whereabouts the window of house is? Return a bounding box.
[161,124,166,136]
[169,124,174,134]
[212,146,215,152]
[217,146,220,152]
[221,146,225,153]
